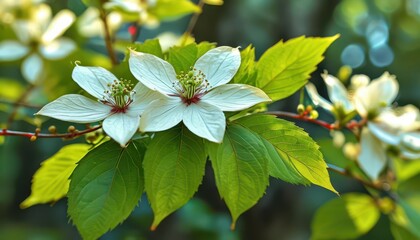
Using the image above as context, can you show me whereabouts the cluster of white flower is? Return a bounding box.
[0,3,76,83]
[307,71,420,180]
[36,47,271,146]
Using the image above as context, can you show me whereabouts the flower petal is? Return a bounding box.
[183,102,226,143]
[39,37,76,60]
[399,132,420,159]
[376,105,420,132]
[358,128,387,180]
[139,97,185,132]
[72,65,117,99]
[127,82,165,115]
[367,122,399,146]
[129,50,177,95]
[103,113,140,147]
[0,41,29,61]
[322,73,353,112]
[200,84,270,111]
[194,46,240,88]
[305,82,333,111]
[36,94,112,123]
[41,9,76,43]
[22,53,43,84]
[354,72,398,118]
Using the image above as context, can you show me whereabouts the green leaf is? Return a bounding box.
[311,193,380,240]
[131,39,164,59]
[81,0,101,7]
[232,45,257,85]
[144,125,207,230]
[68,140,146,240]
[256,35,339,101]
[235,114,337,193]
[208,124,269,228]
[149,0,201,20]
[398,200,420,237]
[0,78,24,101]
[196,41,216,58]
[20,144,90,208]
[167,43,198,73]
[167,42,216,74]
[390,222,419,240]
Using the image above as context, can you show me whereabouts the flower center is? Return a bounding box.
[101,79,135,113]
[174,67,210,105]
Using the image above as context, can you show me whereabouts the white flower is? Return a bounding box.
[358,127,388,180]
[36,65,158,147]
[359,105,420,179]
[129,46,271,143]
[305,72,354,114]
[369,105,420,157]
[0,0,44,24]
[77,7,123,38]
[104,0,159,28]
[353,72,398,119]
[0,4,76,83]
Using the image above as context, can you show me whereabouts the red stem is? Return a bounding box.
[267,111,336,130]
[1,125,101,139]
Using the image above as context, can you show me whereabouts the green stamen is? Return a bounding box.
[174,67,209,101]
[103,78,135,109]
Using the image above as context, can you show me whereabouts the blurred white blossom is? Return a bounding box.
[77,7,123,38]
[0,4,76,83]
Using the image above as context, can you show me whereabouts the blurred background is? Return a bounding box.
[1,0,419,239]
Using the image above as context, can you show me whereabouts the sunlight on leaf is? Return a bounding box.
[68,140,146,240]
[235,114,337,193]
[144,125,207,230]
[256,35,339,101]
[20,144,90,208]
[311,193,380,239]
[208,124,269,228]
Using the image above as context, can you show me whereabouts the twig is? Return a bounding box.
[99,6,118,66]
[181,0,205,46]
[327,163,384,190]
[6,84,36,128]
[0,98,41,109]
[267,111,336,130]
[1,125,102,140]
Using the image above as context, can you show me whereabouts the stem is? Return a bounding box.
[99,6,118,66]
[6,84,36,128]
[327,163,384,190]
[0,98,41,109]
[181,0,205,46]
[1,125,102,139]
[268,111,336,130]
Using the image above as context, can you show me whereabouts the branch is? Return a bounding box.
[267,111,336,130]
[181,0,205,45]
[1,125,102,140]
[99,6,118,66]
[327,163,385,191]
[0,98,41,109]
[6,84,36,128]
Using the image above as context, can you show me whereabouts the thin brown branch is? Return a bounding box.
[327,163,384,191]
[1,125,102,140]
[6,84,36,128]
[181,0,205,46]
[0,98,41,109]
[267,111,336,130]
[99,6,118,66]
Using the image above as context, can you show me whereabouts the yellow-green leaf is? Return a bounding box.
[256,35,339,101]
[311,193,380,240]
[20,144,90,208]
